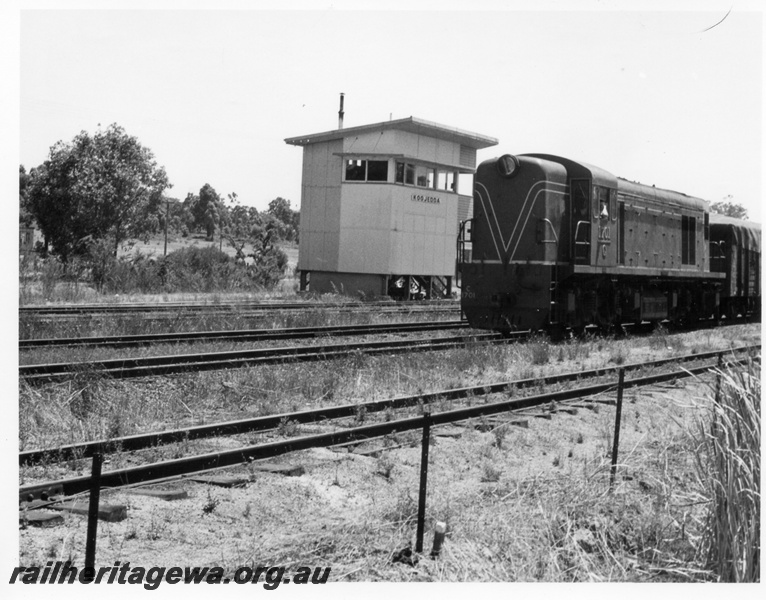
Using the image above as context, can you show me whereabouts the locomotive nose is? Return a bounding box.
[496,154,520,178]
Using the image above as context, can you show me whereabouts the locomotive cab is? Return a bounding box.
[460,154,569,332]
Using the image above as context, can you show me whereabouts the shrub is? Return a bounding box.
[78,243,289,295]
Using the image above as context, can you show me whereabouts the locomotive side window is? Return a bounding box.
[595,186,610,220]
[682,215,697,265]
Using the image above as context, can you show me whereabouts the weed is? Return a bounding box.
[277,418,299,437]
[481,461,502,483]
[202,489,220,515]
[383,489,418,525]
[609,346,627,365]
[492,424,509,450]
[376,454,395,481]
[528,338,551,365]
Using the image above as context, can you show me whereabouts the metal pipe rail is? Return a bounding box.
[20,345,759,468]
[20,348,759,501]
[20,320,468,350]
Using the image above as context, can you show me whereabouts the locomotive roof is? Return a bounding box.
[525,154,709,212]
[709,213,762,252]
[616,178,709,212]
[523,154,617,189]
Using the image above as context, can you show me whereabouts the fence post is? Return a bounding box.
[415,407,432,553]
[609,369,625,490]
[83,452,103,582]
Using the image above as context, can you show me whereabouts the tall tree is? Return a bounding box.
[194,183,222,240]
[710,197,748,220]
[25,124,170,260]
[19,165,33,226]
[267,197,299,242]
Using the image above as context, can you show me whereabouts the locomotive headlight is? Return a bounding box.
[497,154,520,178]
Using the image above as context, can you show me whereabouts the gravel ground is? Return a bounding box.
[19,375,722,583]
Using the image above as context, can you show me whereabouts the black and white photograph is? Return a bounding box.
[6,0,762,594]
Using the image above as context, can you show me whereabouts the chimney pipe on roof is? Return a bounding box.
[338,93,345,129]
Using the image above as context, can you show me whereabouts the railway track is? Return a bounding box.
[19,319,468,350]
[20,299,459,318]
[20,345,759,500]
[20,331,516,383]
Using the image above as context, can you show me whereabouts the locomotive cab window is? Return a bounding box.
[571,179,591,264]
[571,180,590,221]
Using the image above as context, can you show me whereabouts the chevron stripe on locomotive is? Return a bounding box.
[458,154,761,335]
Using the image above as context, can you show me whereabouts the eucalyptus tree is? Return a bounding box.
[26,124,170,260]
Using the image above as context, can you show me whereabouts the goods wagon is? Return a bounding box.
[709,213,761,320]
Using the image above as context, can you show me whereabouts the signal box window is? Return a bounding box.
[396,161,416,185]
[415,165,435,188]
[395,163,456,191]
[345,159,388,182]
[345,159,366,181]
[367,160,388,181]
[436,170,458,191]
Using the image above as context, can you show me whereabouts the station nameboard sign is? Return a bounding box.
[411,193,440,204]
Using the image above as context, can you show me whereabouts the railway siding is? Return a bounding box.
[20,345,757,499]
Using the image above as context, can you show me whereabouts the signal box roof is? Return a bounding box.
[285,116,498,149]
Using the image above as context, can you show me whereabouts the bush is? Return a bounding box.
[22,237,290,299]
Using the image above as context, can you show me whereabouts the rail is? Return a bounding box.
[20,332,515,383]
[20,345,760,497]
[20,320,468,350]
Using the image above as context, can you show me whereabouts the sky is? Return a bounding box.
[10,0,764,222]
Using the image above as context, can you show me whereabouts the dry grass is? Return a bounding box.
[692,359,760,582]
[17,302,760,582]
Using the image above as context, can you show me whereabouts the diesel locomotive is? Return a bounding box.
[458,153,761,335]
